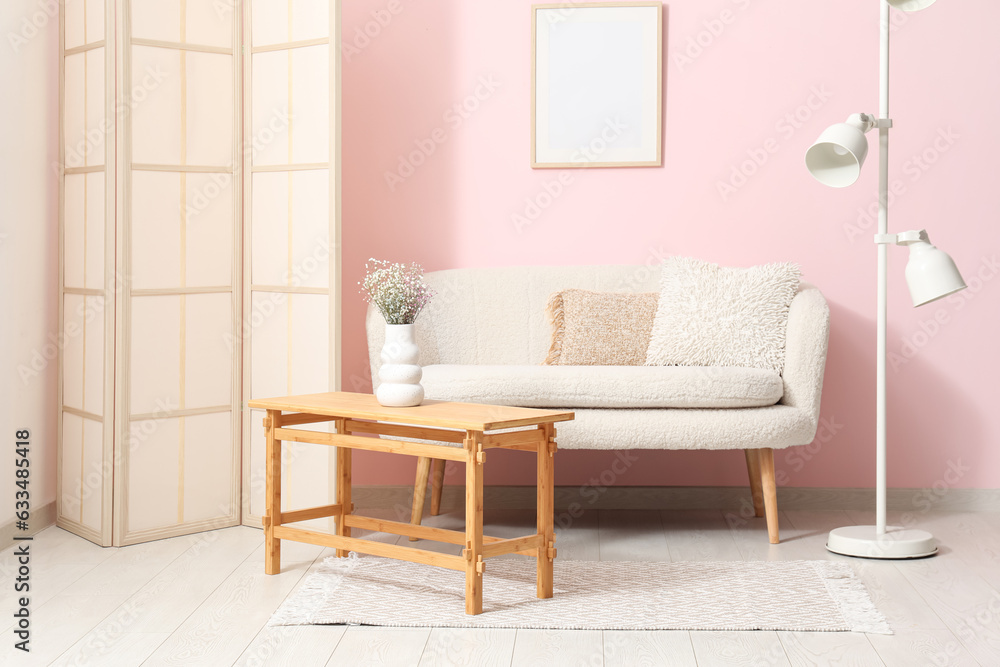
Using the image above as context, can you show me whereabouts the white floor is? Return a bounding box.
[1,507,999,666]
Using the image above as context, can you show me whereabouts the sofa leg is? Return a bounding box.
[429,458,445,516]
[744,449,765,518]
[409,456,432,541]
[759,448,779,544]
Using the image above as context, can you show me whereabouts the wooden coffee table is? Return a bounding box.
[248,391,574,615]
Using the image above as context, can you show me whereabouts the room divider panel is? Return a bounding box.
[242,0,341,531]
[57,0,340,546]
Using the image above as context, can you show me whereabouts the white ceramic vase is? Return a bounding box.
[376,324,424,407]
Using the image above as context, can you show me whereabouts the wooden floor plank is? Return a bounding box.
[660,510,742,562]
[844,509,1000,663]
[689,631,791,667]
[850,560,981,666]
[867,628,981,667]
[52,524,264,663]
[553,507,601,561]
[49,632,171,667]
[723,508,857,564]
[0,594,130,666]
[510,629,604,666]
[779,510,861,561]
[418,628,517,666]
[233,626,346,667]
[598,510,669,562]
[778,631,886,666]
[59,533,200,597]
[726,510,798,561]
[0,559,112,634]
[883,511,1000,592]
[327,627,430,667]
[894,556,1000,665]
[139,549,318,666]
[603,630,697,666]
[2,525,114,568]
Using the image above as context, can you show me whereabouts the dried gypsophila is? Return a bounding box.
[359,258,436,325]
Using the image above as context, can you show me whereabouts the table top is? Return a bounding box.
[248,392,575,432]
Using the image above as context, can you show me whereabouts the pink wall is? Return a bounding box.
[341,0,1000,490]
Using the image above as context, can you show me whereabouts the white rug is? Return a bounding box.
[270,555,891,634]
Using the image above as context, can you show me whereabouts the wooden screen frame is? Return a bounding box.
[56,0,117,547]
[111,0,244,546]
[239,0,342,529]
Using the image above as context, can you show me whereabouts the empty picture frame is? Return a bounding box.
[532,2,662,168]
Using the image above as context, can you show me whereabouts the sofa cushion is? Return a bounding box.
[420,364,784,409]
[544,289,659,366]
[646,257,800,373]
[550,405,816,450]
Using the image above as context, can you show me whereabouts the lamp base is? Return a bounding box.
[826,525,938,559]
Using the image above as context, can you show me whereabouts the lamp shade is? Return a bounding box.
[806,122,870,188]
[903,234,967,307]
[887,0,936,12]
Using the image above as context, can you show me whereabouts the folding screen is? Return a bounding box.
[123,0,241,545]
[58,0,340,546]
[59,0,114,546]
[243,0,341,530]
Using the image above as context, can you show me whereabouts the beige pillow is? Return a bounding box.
[544,289,659,366]
[645,257,800,372]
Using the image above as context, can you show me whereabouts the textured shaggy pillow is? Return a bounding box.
[544,289,659,366]
[644,257,800,373]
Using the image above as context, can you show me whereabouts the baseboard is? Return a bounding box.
[0,501,56,553]
[351,485,1000,514]
[5,490,996,550]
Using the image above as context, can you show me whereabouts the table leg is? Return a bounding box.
[264,409,282,575]
[464,431,484,615]
[537,423,555,599]
[336,418,352,558]
[409,456,432,541]
[430,458,446,516]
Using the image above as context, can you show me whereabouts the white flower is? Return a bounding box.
[359,259,435,325]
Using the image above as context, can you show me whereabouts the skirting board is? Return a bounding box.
[351,485,1000,514]
[4,489,997,551]
[0,502,56,553]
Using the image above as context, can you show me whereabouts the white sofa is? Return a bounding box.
[366,264,831,543]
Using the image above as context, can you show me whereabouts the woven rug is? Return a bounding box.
[270,555,891,633]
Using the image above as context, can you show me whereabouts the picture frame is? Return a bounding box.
[531,2,662,169]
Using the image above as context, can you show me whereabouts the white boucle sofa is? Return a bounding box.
[366,265,831,543]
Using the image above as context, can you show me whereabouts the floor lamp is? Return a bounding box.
[805,0,967,559]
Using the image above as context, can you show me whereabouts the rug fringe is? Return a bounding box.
[812,561,892,635]
[269,554,361,627]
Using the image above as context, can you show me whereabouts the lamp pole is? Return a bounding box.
[808,0,966,558]
[876,0,890,537]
